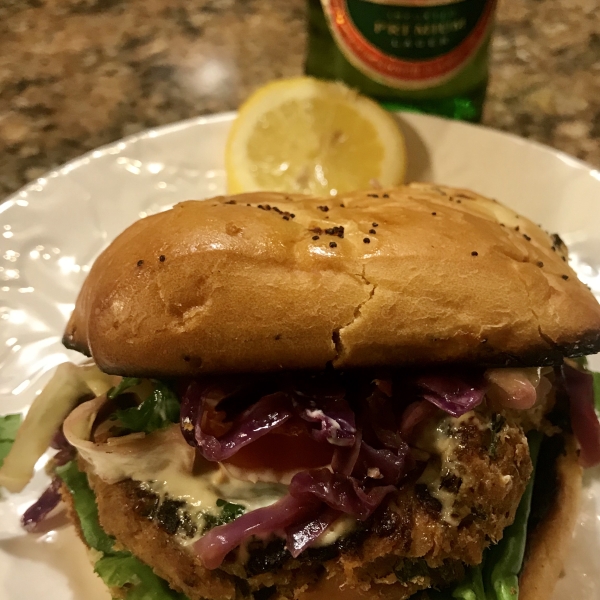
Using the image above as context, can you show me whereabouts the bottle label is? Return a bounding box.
[321,0,496,90]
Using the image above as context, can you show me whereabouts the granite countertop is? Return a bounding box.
[1,0,598,201]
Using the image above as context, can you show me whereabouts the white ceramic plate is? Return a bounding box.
[0,112,599,600]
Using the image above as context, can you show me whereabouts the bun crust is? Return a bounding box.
[63,184,600,376]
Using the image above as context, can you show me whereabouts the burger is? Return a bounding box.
[1,183,600,600]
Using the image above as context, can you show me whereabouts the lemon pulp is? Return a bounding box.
[226,78,405,196]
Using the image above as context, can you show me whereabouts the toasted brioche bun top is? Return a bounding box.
[63,184,600,376]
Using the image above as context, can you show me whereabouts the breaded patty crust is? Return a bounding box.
[82,409,531,600]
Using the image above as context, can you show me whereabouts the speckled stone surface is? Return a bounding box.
[486,0,600,166]
[1,0,598,201]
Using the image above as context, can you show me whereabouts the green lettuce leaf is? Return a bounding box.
[0,414,22,468]
[95,555,187,600]
[56,460,116,555]
[115,381,180,433]
[483,431,542,600]
[452,565,486,600]
[57,460,188,600]
[108,377,142,400]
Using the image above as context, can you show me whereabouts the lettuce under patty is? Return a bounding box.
[57,460,188,600]
[483,431,542,600]
[450,565,486,600]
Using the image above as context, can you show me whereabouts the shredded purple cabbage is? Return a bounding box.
[50,425,71,451]
[194,495,318,569]
[50,425,75,465]
[400,400,439,440]
[53,447,75,466]
[183,383,294,461]
[331,430,362,476]
[22,426,73,532]
[297,395,356,446]
[21,477,62,532]
[363,387,405,449]
[187,370,487,569]
[288,469,396,521]
[416,372,486,417]
[352,441,409,486]
[285,506,340,557]
[182,381,358,461]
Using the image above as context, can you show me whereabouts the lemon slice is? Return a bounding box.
[226,77,406,196]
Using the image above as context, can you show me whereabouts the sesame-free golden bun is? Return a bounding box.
[63,184,600,377]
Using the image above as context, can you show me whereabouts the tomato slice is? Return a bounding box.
[222,417,333,472]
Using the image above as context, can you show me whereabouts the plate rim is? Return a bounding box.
[2,110,599,210]
[1,107,600,600]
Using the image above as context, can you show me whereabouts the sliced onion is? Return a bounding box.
[63,395,193,484]
[485,368,540,410]
[0,362,116,493]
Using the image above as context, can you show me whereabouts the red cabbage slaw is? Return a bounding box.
[21,425,75,531]
[184,371,483,568]
[21,363,600,568]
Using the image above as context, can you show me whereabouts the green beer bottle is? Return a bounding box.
[305,0,497,121]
